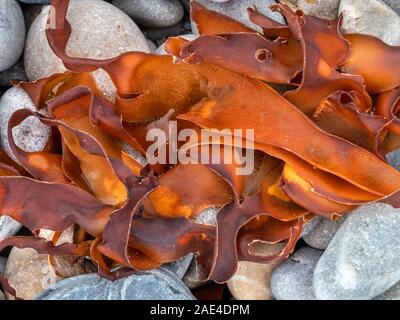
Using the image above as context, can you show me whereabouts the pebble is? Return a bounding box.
[271,247,323,300]
[387,148,400,171]
[112,0,184,28]
[193,0,285,34]
[36,268,195,300]
[339,0,400,46]
[313,203,400,300]
[163,254,194,279]
[0,59,27,87]
[4,227,92,300]
[303,215,346,250]
[0,0,25,72]
[227,242,285,300]
[0,216,22,242]
[24,0,150,101]
[278,0,340,20]
[0,87,51,161]
[156,33,197,54]
[301,216,321,238]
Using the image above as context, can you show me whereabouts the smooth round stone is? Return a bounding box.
[25,0,149,100]
[193,0,285,33]
[112,0,184,28]
[0,0,25,72]
[227,242,285,300]
[271,247,323,300]
[0,216,22,241]
[0,60,27,87]
[0,87,50,161]
[194,207,217,226]
[313,203,400,300]
[303,215,346,250]
[4,228,92,300]
[36,269,195,300]
[278,0,340,19]
[339,0,400,46]
[163,254,194,279]
[156,33,197,55]
[387,148,400,171]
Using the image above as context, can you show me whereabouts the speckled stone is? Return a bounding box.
[227,242,285,300]
[193,0,285,34]
[313,203,400,300]
[339,0,400,46]
[0,216,22,241]
[36,269,195,300]
[194,207,217,226]
[25,0,149,100]
[0,0,25,72]
[0,87,50,161]
[4,227,93,300]
[156,33,198,54]
[278,0,340,19]
[271,247,322,300]
[112,0,184,28]
[303,216,346,250]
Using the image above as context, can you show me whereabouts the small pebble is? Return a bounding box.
[0,0,25,72]
[387,148,400,171]
[271,247,323,300]
[301,216,321,238]
[0,87,50,161]
[227,242,284,300]
[339,0,400,46]
[303,215,346,250]
[313,203,400,300]
[36,268,195,300]
[112,0,184,28]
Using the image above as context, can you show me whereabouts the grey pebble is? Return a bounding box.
[339,0,400,46]
[36,269,195,300]
[301,216,321,238]
[0,0,26,72]
[278,0,340,19]
[303,215,346,250]
[112,0,184,28]
[271,247,323,300]
[313,203,400,300]
[382,0,400,15]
